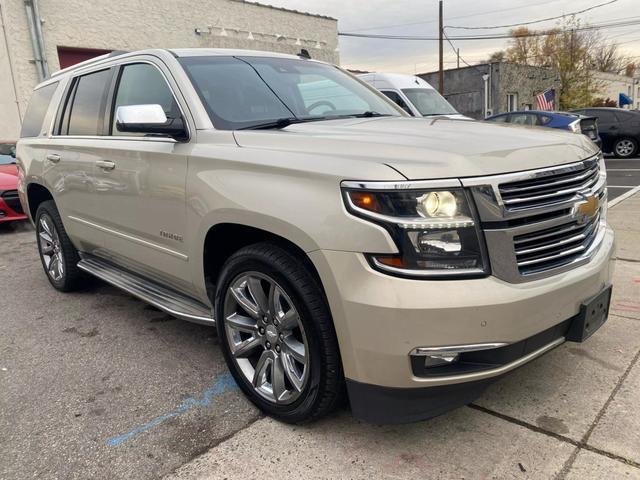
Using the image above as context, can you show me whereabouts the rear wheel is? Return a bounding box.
[215,242,344,423]
[613,137,638,158]
[35,200,84,291]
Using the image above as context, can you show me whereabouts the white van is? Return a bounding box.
[359,73,469,120]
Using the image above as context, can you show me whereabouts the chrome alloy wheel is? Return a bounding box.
[223,272,309,404]
[37,214,65,282]
[615,139,635,157]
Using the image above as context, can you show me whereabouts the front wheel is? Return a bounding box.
[613,137,638,158]
[214,242,344,423]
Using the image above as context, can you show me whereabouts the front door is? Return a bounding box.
[92,60,192,292]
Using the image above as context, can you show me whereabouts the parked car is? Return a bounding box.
[570,107,640,158]
[18,49,614,424]
[0,141,28,223]
[486,111,602,149]
[358,72,469,119]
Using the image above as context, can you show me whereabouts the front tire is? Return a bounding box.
[215,242,344,423]
[613,137,638,158]
[35,200,84,292]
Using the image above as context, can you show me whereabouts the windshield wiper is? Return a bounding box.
[421,113,456,117]
[347,111,392,118]
[240,117,327,130]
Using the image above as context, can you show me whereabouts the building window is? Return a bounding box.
[507,93,518,112]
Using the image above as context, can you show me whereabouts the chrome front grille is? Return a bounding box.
[462,155,607,283]
[499,159,600,210]
[514,212,601,275]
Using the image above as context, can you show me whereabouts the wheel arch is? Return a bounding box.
[26,182,54,221]
[201,221,326,303]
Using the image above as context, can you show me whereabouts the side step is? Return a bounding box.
[77,255,215,325]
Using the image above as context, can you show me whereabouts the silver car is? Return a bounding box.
[17,49,614,423]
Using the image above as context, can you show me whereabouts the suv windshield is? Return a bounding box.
[401,88,458,116]
[0,143,16,165]
[179,56,401,130]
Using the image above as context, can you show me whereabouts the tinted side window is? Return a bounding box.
[65,69,112,136]
[538,115,552,125]
[589,110,617,123]
[111,63,180,135]
[381,91,412,115]
[487,114,509,123]
[20,82,59,138]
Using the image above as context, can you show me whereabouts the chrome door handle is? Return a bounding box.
[96,160,116,171]
[46,154,61,163]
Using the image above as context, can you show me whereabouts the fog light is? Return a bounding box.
[424,353,459,368]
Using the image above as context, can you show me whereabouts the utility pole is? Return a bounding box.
[456,48,460,69]
[438,0,444,94]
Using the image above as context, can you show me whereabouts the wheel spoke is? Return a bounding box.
[247,277,269,315]
[283,336,306,364]
[272,356,287,401]
[41,241,54,255]
[281,352,304,392]
[252,350,271,388]
[226,312,259,334]
[232,335,262,358]
[56,253,64,275]
[230,282,260,319]
[278,308,299,331]
[48,256,60,279]
[40,217,52,236]
[39,231,53,245]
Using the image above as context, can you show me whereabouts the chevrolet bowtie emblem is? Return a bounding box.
[576,195,599,224]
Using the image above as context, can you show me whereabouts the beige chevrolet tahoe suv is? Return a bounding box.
[17,49,615,424]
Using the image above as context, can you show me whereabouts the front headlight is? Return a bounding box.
[343,183,489,278]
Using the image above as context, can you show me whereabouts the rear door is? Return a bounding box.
[91,59,193,293]
[585,110,619,151]
[46,67,115,252]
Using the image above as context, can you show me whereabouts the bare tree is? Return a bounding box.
[488,50,506,63]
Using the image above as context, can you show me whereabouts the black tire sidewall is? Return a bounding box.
[215,249,327,422]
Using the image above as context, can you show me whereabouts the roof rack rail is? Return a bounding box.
[50,50,130,78]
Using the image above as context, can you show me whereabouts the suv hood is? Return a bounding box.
[233,117,598,180]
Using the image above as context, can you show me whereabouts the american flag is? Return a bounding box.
[536,89,555,111]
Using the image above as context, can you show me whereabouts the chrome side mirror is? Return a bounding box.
[115,104,188,141]
[116,104,168,125]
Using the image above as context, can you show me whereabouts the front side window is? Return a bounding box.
[179,56,400,130]
[21,82,59,138]
[0,143,16,165]
[486,114,509,123]
[62,69,112,136]
[510,113,536,125]
[381,91,413,115]
[111,63,180,135]
[401,88,457,116]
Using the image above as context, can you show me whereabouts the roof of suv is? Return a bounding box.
[48,48,314,82]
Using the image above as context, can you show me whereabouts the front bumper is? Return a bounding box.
[0,195,28,223]
[309,225,615,422]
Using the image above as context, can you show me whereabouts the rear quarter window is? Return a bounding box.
[20,82,59,138]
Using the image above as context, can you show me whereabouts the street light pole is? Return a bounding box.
[439,0,444,94]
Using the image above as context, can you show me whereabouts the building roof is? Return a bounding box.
[229,0,337,21]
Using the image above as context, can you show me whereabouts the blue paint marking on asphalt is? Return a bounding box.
[105,372,238,446]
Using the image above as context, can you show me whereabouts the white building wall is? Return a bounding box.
[0,0,338,137]
[593,71,639,109]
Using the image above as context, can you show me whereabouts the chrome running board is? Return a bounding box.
[77,254,215,325]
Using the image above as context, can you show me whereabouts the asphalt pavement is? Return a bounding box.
[604,157,640,201]
[1,189,639,479]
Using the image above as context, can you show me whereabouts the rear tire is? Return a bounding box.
[35,200,84,292]
[613,137,638,158]
[214,242,344,423]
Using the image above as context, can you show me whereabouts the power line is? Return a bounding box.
[445,0,617,30]
[338,18,640,41]
[345,0,564,33]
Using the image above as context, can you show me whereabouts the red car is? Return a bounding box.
[0,141,27,223]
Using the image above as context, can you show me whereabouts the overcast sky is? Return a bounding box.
[265,0,640,74]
